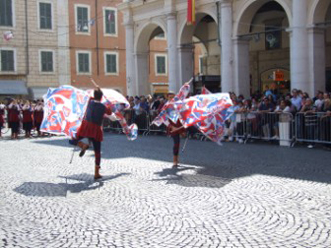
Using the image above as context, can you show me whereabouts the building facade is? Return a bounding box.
[68,0,201,96]
[0,0,70,99]
[118,0,331,98]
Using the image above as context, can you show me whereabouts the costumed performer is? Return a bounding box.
[166,92,186,168]
[69,86,112,180]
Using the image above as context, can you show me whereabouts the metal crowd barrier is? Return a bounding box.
[147,113,167,136]
[225,112,294,146]
[103,109,331,148]
[294,112,331,145]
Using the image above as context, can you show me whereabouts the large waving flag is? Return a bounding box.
[87,88,138,141]
[42,86,137,140]
[194,87,233,145]
[174,92,233,128]
[41,86,89,138]
[152,80,191,127]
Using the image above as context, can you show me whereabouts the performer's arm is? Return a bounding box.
[169,125,185,134]
[105,106,112,115]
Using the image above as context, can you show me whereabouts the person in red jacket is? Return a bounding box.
[70,87,112,180]
[22,100,33,138]
[0,102,5,138]
[166,92,186,168]
[8,100,20,139]
[34,101,44,136]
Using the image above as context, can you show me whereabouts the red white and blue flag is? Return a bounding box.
[152,81,191,127]
[41,86,89,138]
[194,87,233,145]
[152,82,233,145]
[86,88,138,141]
[41,86,138,140]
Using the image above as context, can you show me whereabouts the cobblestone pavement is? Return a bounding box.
[1,133,331,248]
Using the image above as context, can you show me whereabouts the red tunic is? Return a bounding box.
[167,119,186,136]
[34,110,44,123]
[76,100,112,142]
[0,109,4,124]
[9,108,20,122]
[23,109,33,122]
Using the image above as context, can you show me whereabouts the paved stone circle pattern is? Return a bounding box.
[1,132,331,247]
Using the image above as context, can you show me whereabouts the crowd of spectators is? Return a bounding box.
[1,87,330,147]
[121,87,331,148]
[0,99,45,139]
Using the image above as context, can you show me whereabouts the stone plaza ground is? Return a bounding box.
[1,133,331,248]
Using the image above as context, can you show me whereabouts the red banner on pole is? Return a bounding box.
[187,0,192,25]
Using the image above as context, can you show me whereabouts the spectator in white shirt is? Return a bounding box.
[291,89,302,112]
[314,92,324,111]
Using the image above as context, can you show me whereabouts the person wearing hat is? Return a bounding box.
[166,92,186,168]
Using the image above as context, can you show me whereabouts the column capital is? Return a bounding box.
[307,25,325,35]
[123,21,134,28]
[165,12,176,20]
[233,36,250,43]
[218,0,232,6]
[178,44,194,52]
[134,52,149,57]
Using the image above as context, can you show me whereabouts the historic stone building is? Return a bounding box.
[0,0,70,99]
[118,0,331,97]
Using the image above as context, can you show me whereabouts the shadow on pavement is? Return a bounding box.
[31,134,331,185]
[14,173,130,197]
[153,166,232,188]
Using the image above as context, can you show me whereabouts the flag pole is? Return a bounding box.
[69,146,76,164]
[181,135,189,153]
[89,76,100,88]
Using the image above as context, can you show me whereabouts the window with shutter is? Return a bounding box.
[0,0,13,26]
[77,6,89,32]
[78,53,90,73]
[106,54,117,74]
[1,50,14,72]
[104,9,116,35]
[41,51,53,72]
[39,2,52,29]
[156,56,166,75]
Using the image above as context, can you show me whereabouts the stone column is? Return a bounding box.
[308,27,326,94]
[233,37,250,97]
[123,8,136,96]
[57,0,70,85]
[179,44,194,86]
[290,0,310,94]
[167,13,179,92]
[219,0,234,93]
[135,52,149,96]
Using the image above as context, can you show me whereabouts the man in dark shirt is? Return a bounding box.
[70,88,112,180]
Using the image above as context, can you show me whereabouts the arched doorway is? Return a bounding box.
[135,22,167,96]
[309,0,331,94]
[235,0,290,98]
[179,13,220,93]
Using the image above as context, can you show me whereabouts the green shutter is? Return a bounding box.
[106,54,117,73]
[40,3,52,29]
[1,50,14,71]
[41,52,53,72]
[77,7,88,32]
[0,0,13,26]
[46,3,52,29]
[78,53,89,73]
[105,10,115,34]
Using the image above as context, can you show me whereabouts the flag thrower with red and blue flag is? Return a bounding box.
[86,88,138,141]
[152,79,192,127]
[41,85,138,141]
[194,86,233,145]
[152,79,233,144]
